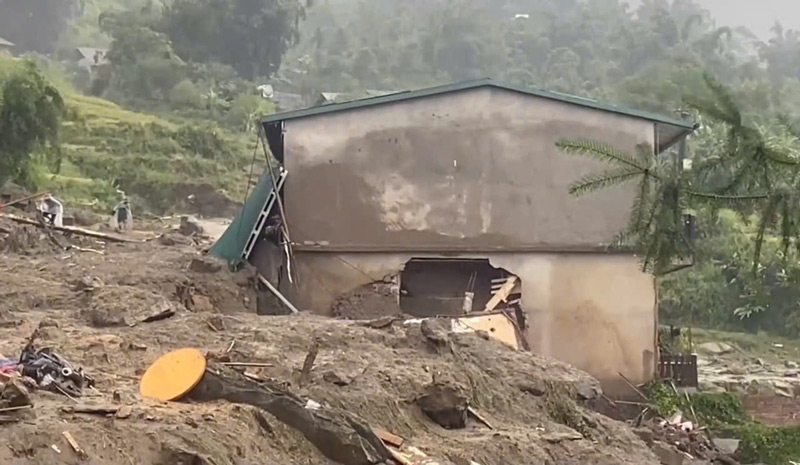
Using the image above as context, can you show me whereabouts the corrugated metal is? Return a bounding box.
[209,171,275,268]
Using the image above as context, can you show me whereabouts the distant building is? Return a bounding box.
[74,47,108,73]
[0,37,15,56]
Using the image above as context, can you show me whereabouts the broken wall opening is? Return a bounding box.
[399,258,522,319]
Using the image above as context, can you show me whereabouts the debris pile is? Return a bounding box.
[635,414,739,465]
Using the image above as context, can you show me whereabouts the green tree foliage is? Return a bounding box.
[0,60,64,187]
[99,5,187,102]
[161,0,307,80]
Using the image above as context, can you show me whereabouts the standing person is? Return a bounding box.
[111,193,133,231]
[37,194,63,228]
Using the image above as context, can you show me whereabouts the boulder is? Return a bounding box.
[179,215,204,237]
[696,342,734,356]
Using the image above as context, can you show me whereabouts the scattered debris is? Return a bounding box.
[18,341,94,398]
[62,431,87,459]
[179,215,204,237]
[63,405,119,416]
[258,275,299,314]
[0,213,139,243]
[51,444,62,454]
[467,406,493,429]
[299,337,320,387]
[189,367,392,465]
[141,307,176,323]
[376,428,404,448]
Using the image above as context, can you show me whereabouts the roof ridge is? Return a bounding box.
[263,79,695,131]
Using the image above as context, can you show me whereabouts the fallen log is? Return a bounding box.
[189,366,391,465]
[0,213,140,243]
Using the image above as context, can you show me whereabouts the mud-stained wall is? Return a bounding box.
[283,87,655,249]
[288,251,656,397]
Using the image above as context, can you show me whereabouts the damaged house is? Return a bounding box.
[212,79,695,396]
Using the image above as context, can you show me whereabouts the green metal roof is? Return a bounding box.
[261,78,696,131]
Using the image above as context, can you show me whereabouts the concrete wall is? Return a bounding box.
[283,87,655,249]
[289,251,656,397]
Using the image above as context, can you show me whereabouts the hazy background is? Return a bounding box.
[630,0,799,38]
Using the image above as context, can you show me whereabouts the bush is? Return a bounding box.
[169,79,203,108]
[174,124,232,160]
[738,424,800,465]
[225,94,274,131]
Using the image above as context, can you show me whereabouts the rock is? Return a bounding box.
[115,405,133,419]
[323,370,350,386]
[88,308,127,327]
[420,319,450,347]
[784,371,799,378]
[721,366,747,376]
[38,318,59,328]
[189,257,222,274]
[542,430,583,443]
[634,427,654,445]
[73,276,104,292]
[518,380,547,397]
[159,233,192,246]
[1,379,31,408]
[179,216,204,237]
[207,314,225,330]
[712,438,740,455]
[416,382,469,429]
[576,381,602,401]
[192,295,215,313]
[696,342,734,356]
[651,441,686,465]
[785,360,799,369]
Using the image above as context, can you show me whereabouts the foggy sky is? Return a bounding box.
[631,0,800,39]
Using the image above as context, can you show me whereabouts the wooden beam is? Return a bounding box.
[0,213,140,243]
[483,276,518,312]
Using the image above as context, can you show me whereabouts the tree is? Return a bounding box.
[0,61,64,187]
[162,0,308,80]
[100,6,187,102]
[556,75,800,275]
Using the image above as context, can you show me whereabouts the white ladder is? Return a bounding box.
[241,167,288,261]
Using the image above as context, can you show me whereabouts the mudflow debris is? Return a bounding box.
[0,210,740,465]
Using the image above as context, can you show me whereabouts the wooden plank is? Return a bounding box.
[483,276,518,312]
[0,213,140,243]
[388,448,414,465]
[467,407,494,430]
[62,431,87,458]
[376,429,404,448]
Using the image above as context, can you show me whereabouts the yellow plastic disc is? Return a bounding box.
[139,348,206,402]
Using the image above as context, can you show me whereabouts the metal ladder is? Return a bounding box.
[241,167,288,261]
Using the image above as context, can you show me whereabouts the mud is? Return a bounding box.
[0,215,674,465]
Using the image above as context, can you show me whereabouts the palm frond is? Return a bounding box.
[569,168,645,197]
[556,139,649,171]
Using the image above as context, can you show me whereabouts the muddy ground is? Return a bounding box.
[0,216,674,465]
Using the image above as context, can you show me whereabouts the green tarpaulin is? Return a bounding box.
[210,171,275,269]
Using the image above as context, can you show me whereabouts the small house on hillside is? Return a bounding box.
[0,37,14,56]
[74,47,108,73]
[212,79,696,397]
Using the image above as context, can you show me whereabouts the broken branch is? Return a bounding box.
[299,338,320,387]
